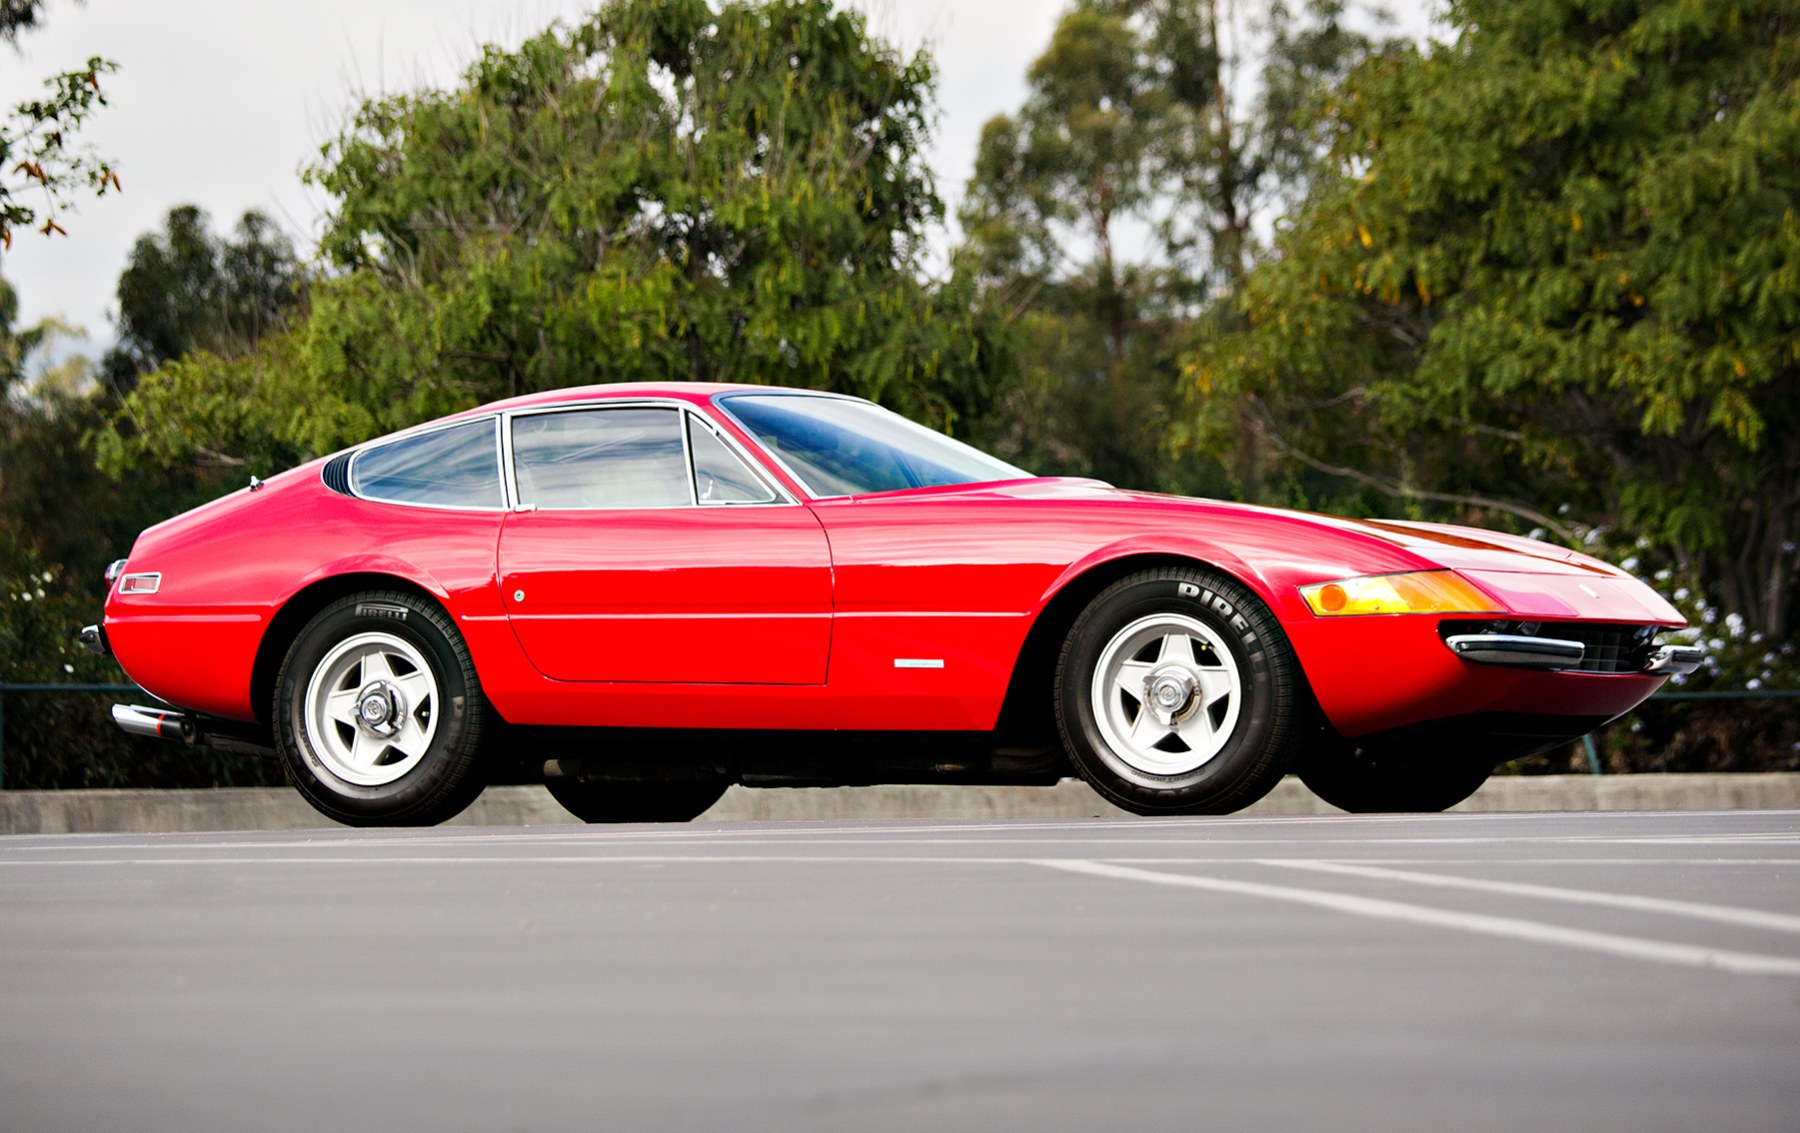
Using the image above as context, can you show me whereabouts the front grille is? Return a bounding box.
[1439,620,1659,674]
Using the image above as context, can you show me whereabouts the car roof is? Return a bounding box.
[458,382,853,418]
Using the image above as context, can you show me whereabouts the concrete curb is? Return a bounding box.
[3,772,1798,834]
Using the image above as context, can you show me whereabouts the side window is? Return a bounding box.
[688,416,778,504]
[512,407,690,509]
[351,419,501,509]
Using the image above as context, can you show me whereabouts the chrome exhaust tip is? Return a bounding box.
[111,703,197,745]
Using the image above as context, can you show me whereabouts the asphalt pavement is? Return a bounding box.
[3,810,1798,1132]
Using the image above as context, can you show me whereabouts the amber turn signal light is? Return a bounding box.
[1299,570,1502,616]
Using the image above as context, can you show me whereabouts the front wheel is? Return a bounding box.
[544,779,730,824]
[274,591,491,827]
[1055,568,1305,815]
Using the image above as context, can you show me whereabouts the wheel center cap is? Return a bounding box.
[1145,666,1197,726]
[356,682,403,736]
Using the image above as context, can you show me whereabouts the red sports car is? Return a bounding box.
[85,383,1701,825]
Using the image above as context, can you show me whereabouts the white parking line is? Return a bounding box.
[1037,859,1800,978]
[1256,859,1800,935]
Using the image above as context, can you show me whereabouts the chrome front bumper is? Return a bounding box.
[1446,633,1704,676]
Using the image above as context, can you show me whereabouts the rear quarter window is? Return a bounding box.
[351,419,503,509]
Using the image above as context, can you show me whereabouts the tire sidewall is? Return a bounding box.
[276,595,478,820]
[1059,571,1289,813]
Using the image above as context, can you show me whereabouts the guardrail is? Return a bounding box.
[0,683,1795,789]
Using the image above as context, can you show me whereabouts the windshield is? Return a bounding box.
[719,393,1031,497]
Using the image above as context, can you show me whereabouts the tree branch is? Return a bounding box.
[1259,423,1578,543]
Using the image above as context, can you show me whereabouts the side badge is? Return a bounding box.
[1177,583,1200,598]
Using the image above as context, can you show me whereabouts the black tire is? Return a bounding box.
[1297,738,1493,813]
[544,779,730,824]
[1055,567,1304,815]
[274,590,491,827]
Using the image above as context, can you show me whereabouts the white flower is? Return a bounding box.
[1747,678,1763,690]
[1725,612,1745,637]
[20,592,30,603]
[1654,569,1672,582]
[1674,587,1690,600]
[62,663,74,674]
[1621,556,1639,571]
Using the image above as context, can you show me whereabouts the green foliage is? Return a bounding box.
[1,270,264,788]
[961,0,1394,490]
[1190,0,1800,638]
[102,205,305,391]
[0,2,120,246]
[0,531,280,788]
[106,0,1006,476]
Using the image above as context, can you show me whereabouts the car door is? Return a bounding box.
[497,403,833,684]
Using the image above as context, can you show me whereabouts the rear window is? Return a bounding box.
[351,419,503,509]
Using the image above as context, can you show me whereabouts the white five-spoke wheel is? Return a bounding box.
[1091,613,1243,776]
[1056,568,1304,815]
[304,632,440,787]
[275,591,490,827]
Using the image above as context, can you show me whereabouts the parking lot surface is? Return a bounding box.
[4,810,1798,1131]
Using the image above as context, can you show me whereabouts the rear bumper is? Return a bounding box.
[78,624,109,657]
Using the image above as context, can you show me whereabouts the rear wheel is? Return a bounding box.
[544,779,730,824]
[275,591,490,827]
[1055,567,1304,815]
[1297,740,1493,813]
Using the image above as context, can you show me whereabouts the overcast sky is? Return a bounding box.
[0,0,1437,357]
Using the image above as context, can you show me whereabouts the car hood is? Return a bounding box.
[869,477,1631,579]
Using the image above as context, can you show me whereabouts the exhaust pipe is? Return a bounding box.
[111,703,197,745]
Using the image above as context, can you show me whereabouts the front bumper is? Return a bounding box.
[1288,614,1689,741]
[1444,630,1705,676]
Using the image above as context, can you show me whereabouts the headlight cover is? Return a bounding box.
[1300,570,1502,617]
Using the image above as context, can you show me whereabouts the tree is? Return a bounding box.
[0,0,120,247]
[104,0,1006,476]
[959,0,1393,490]
[1189,0,1800,640]
[100,205,305,392]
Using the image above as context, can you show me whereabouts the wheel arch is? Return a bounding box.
[997,551,1266,742]
[250,573,447,727]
